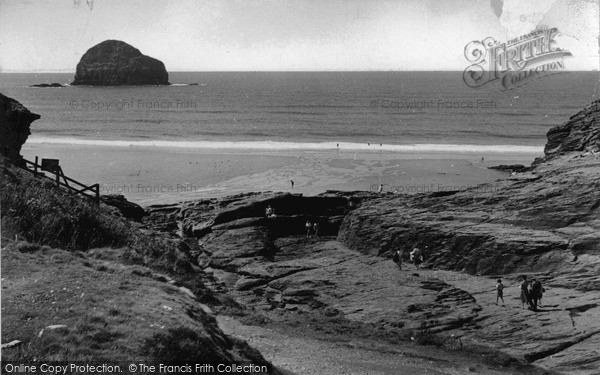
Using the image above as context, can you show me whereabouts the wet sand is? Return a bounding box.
[21,143,537,206]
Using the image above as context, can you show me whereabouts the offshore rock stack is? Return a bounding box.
[72,40,170,86]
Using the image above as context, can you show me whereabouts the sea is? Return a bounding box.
[2,71,599,149]
[1,71,599,204]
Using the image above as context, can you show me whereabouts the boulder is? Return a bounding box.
[101,194,145,221]
[72,40,170,86]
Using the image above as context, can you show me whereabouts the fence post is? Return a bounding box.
[34,156,38,177]
[95,184,100,205]
[55,169,60,187]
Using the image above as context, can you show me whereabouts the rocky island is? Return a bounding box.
[71,40,170,86]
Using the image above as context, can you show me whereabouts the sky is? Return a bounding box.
[0,0,598,72]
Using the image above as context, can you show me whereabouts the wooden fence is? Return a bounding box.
[21,156,100,205]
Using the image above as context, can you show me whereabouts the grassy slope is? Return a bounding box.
[0,160,276,372]
[1,242,269,366]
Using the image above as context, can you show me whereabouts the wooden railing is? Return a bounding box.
[21,156,100,205]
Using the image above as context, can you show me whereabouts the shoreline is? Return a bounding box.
[21,142,537,206]
[25,136,545,154]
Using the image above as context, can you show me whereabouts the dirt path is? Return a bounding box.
[216,315,513,375]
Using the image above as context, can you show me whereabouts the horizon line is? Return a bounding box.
[2,69,599,74]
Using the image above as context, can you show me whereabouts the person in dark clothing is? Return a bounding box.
[392,249,403,270]
[305,220,312,238]
[495,279,505,306]
[530,278,543,311]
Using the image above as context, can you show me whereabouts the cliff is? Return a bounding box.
[0,94,40,163]
[72,40,170,86]
[542,99,600,161]
[338,100,600,274]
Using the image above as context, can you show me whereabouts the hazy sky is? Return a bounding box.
[1,0,598,72]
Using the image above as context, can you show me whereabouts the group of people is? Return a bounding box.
[265,205,322,238]
[496,276,544,310]
[391,247,546,312]
[305,220,319,237]
[518,275,545,311]
[392,247,424,270]
[265,205,276,218]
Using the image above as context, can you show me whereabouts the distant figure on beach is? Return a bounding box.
[530,278,543,310]
[265,205,275,218]
[410,247,423,270]
[290,180,294,189]
[520,275,531,309]
[393,249,403,270]
[313,222,319,237]
[495,279,505,306]
[377,184,383,194]
[481,157,485,164]
[305,220,312,238]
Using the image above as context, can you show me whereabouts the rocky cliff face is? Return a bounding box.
[72,40,170,86]
[338,100,600,276]
[0,94,41,163]
[542,99,600,160]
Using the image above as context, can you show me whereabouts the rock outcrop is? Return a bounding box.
[542,99,600,161]
[72,40,170,86]
[101,194,146,221]
[339,101,600,275]
[0,93,41,163]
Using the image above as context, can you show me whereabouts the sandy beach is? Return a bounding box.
[21,143,537,206]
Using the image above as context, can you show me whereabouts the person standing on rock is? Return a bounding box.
[393,249,403,270]
[305,220,312,238]
[520,275,531,309]
[265,205,275,218]
[495,279,505,306]
[410,247,422,270]
[313,222,319,237]
[530,278,543,311]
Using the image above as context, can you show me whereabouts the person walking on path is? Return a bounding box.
[495,279,505,306]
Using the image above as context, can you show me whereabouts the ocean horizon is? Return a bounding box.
[3,71,597,204]
[2,71,598,149]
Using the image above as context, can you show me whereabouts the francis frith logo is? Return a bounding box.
[463,26,571,90]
